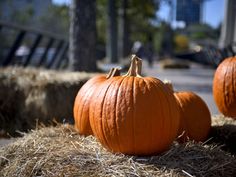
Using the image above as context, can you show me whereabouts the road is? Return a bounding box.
[142,60,218,115]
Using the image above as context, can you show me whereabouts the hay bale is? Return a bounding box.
[0,124,235,177]
[0,69,27,136]
[210,115,236,154]
[0,67,95,136]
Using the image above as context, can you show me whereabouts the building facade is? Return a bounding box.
[176,0,202,26]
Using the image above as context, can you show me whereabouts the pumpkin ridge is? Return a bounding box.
[174,92,186,137]
[228,59,236,115]
[77,90,89,132]
[157,79,174,146]
[114,76,127,152]
[78,83,98,133]
[213,57,236,118]
[228,59,235,107]
[132,76,136,154]
[148,78,170,150]
[73,92,80,130]
[89,82,104,144]
[154,78,179,144]
[233,61,236,102]
[75,86,90,133]
[136,77,152,152]
[142,77,155,152]
[178,93,191,139]
[223,62,229,113]
[90,79,112,148]
[107,76,125,152]
[74,84,89,131]
[147,78,165,149]
[217,63,227,115]
[100,79,119,150]
[232,61,236,111]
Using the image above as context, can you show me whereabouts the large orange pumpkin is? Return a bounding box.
[213,56,236,118]
[164,81,211,142]
[73,68,120,136]
[89,55,180,155]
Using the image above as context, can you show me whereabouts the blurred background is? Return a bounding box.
[0,0,236,115]
[0,0,235,69]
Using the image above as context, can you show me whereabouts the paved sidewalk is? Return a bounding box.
[142,60,218,115]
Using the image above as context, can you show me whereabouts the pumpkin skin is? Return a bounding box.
[213,57,236,118]
[174,92,211,142]
[89,56,180,155]
[164,81,211,142]
[73,68,120,136]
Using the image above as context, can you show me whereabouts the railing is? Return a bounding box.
[0,21,69,69]
[175,42,236,67]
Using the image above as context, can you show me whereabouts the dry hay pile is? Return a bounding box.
[210,115,236,154]
[0,116,236,177]
[0,67,95,136]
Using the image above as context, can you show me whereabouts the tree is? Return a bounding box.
[69,0,97,72]
[118,0,130,58]
[38,5,69,36]
[97,0,160,60]
[106,0,118,63]
[187,24,219,40]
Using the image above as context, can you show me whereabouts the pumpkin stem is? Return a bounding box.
[125,54,142,77]
[106,68,121,79]
[135,56,142,77]
[163,79,174,92]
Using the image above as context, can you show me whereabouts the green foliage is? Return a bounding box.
[153,22,174,55]
[11,5,34,25]
[38,5,69,36]
[127,0,160,43]
[0,2,69,58]
[129,0,159,18]
[187,23,219,40]
[0,0,34,24]
[96,0,160,45]
[97,0,107,45]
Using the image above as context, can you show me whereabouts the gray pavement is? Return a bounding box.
[142,60,219,115]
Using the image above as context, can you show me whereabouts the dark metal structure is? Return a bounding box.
[0,21,69,69]
[175,42,236,67]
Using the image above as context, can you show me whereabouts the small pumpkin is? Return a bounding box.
[164,80,211,142]
[89,55,180,155]
[73,68,120,136]
[213,56,236,118]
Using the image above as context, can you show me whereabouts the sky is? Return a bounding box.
[53,0,224,28]
[53,0,70,5]
[158,0,224,28]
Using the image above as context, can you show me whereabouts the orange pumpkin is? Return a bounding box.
[213,57,236,118]
[164,81,211,142]
[89,55,180,155]
[73,68,120,136]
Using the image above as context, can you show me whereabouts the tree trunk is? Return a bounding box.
[69,0,97,72]
[106,0,118,63]
[118,0,130,58]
